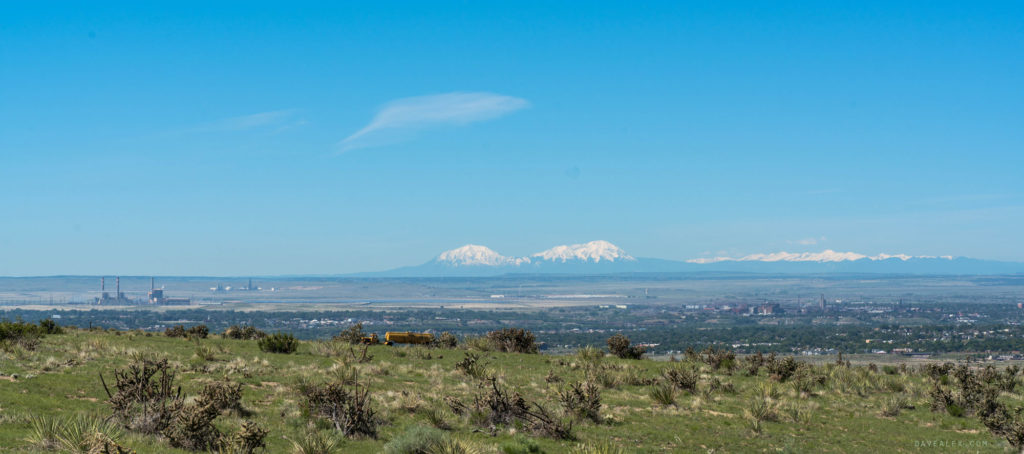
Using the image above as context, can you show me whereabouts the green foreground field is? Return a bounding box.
[0,329,1015,453]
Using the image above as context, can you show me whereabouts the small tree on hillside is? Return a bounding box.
[607,334,645,359]
[334,323,366,344]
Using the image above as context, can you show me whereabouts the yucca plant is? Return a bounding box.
[426,437,487,454]
[289,430,342,454]
[24,415,62,450]
[783,402,813,424]
[592,369,620,389]
[745,396,778,423]
[575,345,604,365]
[649,383,676,406]
[54,414,126,453]
[747,416,763,434]
[195,344,218,362]
[882,375,907,393]
[568,440,628,454]
[328,362,360,385]
[880,395,909,417]
[754,381,781,400]
[382,425,446,454]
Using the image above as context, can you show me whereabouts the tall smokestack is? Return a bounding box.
[151,277,155,291]
[101,277,105,292]
[116,276,120,299]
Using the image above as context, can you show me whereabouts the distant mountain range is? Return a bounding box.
[354,240,1024,277]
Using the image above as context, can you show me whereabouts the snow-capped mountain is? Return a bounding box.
[355,244,1024,277]
[436,245,530,266]
[532,240,636,263]
[688,250,954,264]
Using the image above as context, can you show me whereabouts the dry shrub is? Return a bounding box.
[101,358,264,452]
[545,370,563,384]
[455,352,488,379]
[662,365,699,392]
[101,358,183,434]
[301,381,381,439]
[620,368,656,386]
[199,381,247,416]
[164,402,221,451]
[225,421,268,454]
[558,381,602,423]
[744,352,765,376]
[447,378,572,439]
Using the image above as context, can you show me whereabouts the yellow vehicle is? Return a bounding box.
[360,333,380,345]
[384,331,434,345]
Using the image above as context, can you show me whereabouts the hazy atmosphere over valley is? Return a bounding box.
[2,2,1024,453]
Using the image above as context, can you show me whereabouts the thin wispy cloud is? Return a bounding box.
[339,92,529,152]
[192,109,303,133]
[788,236,827,246]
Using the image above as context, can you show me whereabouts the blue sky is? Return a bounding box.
[2,2,1022,275]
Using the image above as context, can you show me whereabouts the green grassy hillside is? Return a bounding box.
[0,327,1018,453]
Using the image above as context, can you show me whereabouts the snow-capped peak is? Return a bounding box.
[532,240,636,263]
[436,245,529,266]
[687,250,953,264]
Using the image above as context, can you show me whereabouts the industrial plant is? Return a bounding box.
[93,277,190,305]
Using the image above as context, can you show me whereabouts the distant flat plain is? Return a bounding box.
[0,273,1020,312]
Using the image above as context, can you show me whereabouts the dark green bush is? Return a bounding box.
[38,319,63,335]
[164,325,187,338]
[223,325,266,340]
[767,355,799,381]
[186,324,209,339]
[487,328,538,354]
[258,332,299,354]
[500,435,544,454]
[701,347,736,372]
[0,320,44,349]
[947,403,965,418]
[436,331,458,349]
[607,334,644,360]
